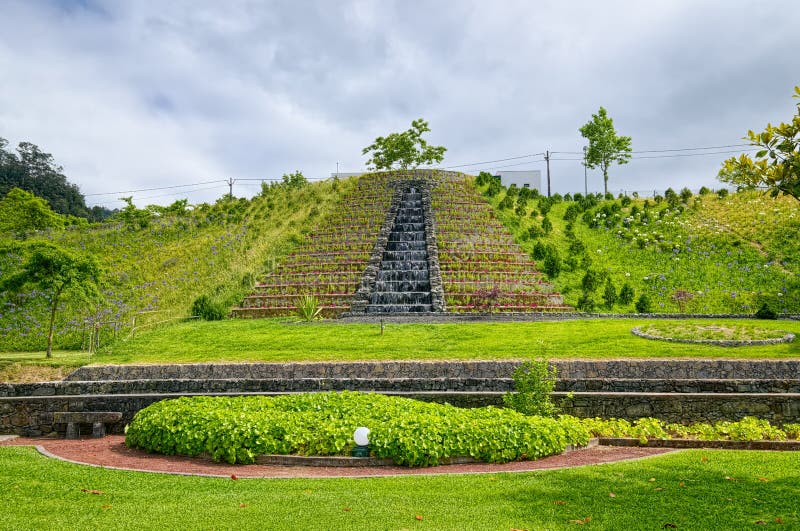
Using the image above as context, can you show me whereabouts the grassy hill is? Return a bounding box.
[477,179,800,314]
[0,178,347,351]
[2,172,799,355]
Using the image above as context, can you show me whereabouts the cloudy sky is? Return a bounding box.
[1,0,798,207]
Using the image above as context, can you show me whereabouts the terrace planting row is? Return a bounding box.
[431,176,570,313]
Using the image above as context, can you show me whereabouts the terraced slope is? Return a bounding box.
[231,177,392,317]
[433,176,569,312]
[234,170,569,317]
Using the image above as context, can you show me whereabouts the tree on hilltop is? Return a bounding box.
[0,138,89,217]
[719,86,800,202]
[579,107,632,195]
[362,118,447,170]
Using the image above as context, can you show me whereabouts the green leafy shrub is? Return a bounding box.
[503,359,558,417]
[125,392,590,466]
[190,295,227,321]
[755,302,778,319]
[635,293,652,313]
[618,283,635,305]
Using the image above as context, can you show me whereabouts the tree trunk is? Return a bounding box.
[46,290,61,359]
[603,168,609,195]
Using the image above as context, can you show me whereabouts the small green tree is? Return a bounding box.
[281,170,308,189]
[618,282,635,305]
[602,278,618,309]
[579,107,633,195]
[503,358,558,417]
[719,86,800,202]
[118,196,153,231]
[362,118,447,170]
[0,242,100,357]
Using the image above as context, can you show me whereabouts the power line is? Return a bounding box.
[91,184,229,206]
[631,143,751,154]
[84,179,227,197]
[439,153,546,170]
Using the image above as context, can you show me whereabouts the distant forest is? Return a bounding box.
[0,137,115,221]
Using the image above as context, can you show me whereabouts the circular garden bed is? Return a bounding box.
[632,323,795,346]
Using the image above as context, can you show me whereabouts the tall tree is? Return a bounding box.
[719,86,800,202]
[0,242,100,357]
[0,138,89,217]
[579,107,632,195]
[362,118,447,170]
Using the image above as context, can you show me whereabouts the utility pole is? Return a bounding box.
[545,150,551,197]
[227,177,235,200]
[336,161,340,179]
[583,146,588,196]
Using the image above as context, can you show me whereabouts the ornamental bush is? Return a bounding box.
[125,392,591,466]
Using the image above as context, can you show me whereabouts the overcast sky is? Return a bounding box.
[1,0,798,207]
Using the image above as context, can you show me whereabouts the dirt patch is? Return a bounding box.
[0,364,71,383]
[1,435,674,478]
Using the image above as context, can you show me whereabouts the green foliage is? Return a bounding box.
[719,86,800,201]
[618,282,635,305]
[503,359,558,417]
[583,416,796,443]
[754,302,778,320]
[541,216,553,234]
[190,294,227,321]
[602,277,618,308]
[0,188,63,237]
[126,392,589,466]
[118,196,153,231]
[0,241,99,357]
[296,294,323,321]
[542,245,562,279]
[635,293,652,313]
[579,107,633,195]
[281,170,308,189]
[0,138,89,217]
[362,118,447,170]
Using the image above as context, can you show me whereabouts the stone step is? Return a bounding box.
[365,303,433,313]
[369,291,432,305]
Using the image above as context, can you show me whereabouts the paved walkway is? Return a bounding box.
[0,435,674,478]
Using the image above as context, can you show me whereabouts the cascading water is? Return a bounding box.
[366,187,433,313]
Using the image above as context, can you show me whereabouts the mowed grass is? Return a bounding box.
[1,447,797,530]
[0,350,91,382]
[91,318,800,364]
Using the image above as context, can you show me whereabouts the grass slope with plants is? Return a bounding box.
[475,173,800,314]
[0,177,348,352]
[1,447,798,529]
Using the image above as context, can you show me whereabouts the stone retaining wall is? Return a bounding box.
[63,359,800,382]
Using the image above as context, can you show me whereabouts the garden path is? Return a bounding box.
[0,436,673,478]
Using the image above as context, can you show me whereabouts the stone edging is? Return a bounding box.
[600,437,800,451]
[631,326,795,347]
[209,440,596,468]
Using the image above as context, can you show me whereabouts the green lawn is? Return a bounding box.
[90,318,800,365]
[1,447,797,530]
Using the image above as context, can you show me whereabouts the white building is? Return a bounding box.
[494,170,542,193]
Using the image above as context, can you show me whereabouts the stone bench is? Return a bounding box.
[53,411,123,439]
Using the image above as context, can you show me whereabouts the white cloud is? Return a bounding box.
[1,0,798,205]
